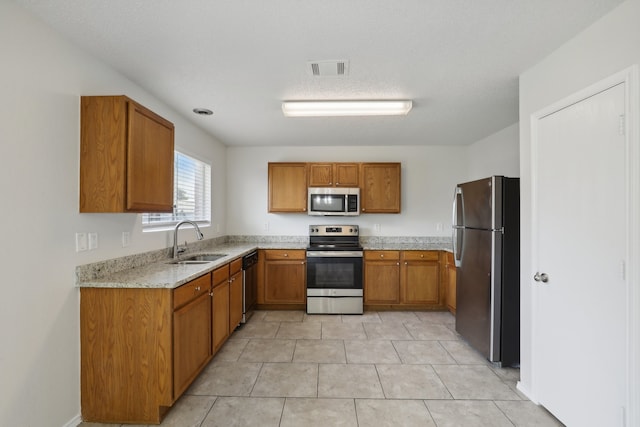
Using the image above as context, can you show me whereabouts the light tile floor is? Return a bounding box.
[80,310,564,427]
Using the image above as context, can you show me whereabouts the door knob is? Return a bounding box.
[533,272,549,283]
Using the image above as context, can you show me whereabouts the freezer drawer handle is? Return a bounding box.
[533,272,549,283]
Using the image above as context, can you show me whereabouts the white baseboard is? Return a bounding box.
[62,414,82,427]
[516,380,537,404]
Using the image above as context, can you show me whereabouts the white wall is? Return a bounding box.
[226,146,468,237]
[0,2,522,426]
[518,0,640,418]
[0,3,226,426]
[466,123,519,181]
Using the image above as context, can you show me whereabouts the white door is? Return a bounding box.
[533,82,627,426]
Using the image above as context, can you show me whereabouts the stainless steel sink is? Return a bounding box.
[167,260,212,265]
[184,254,227,261]
[166,253,228,264]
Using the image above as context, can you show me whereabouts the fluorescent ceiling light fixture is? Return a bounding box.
[282,100,412,117]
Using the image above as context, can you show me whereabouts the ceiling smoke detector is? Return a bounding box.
[307,60,349,77]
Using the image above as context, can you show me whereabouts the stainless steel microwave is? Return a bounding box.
[308,187,360,216]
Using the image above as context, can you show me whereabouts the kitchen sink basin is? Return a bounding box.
[168,260,212,265]
[166,253,228,264]
[184,253,227,261]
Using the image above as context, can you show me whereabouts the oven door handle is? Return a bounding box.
[306,251,363,258]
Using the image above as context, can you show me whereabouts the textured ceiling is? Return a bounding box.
[15,0,624,147]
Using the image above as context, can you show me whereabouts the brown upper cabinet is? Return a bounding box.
[360,162,401,213]
[80,95,175,213]
[268,162,308,212]
[308,162,359,187]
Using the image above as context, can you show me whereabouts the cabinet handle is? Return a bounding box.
[380,254,384,258]
[405,262,408,265]
[195,286,201,291]
[420,254,424,258]
[396,262,400,266]
[284,253,288,257]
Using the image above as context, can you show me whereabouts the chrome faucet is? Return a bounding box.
[173,220,204,259]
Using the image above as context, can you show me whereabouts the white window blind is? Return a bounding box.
[142,151,211,229]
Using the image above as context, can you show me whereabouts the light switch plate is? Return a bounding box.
[76,233,87,252]
[122,232,131,247]
[88,233,98,250]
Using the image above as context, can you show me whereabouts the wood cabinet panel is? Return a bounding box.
[173,291,211,398]
[444,251,456,314]
[264,261,306,304]
[80,287,173,424]
[401,254,440,305]
[364,250,445,309]
[80,95,174,213]
[126,102,175,211]
[263,250,306,305]
[229,270,243,332]
[212,265,230,352]
[268,162,308,212]
[360,163,401,213]
[364,259,400,304]
[308,162,359,187]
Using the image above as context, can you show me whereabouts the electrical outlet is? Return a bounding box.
[75,233,87,252]
[88,232,98,250]
[122,232,131,247]
[436,223,443,232]
[264,222,269,231]
[374,224,381,232]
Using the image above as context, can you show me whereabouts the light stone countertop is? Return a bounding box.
[76,236,452,290]
[77,242,307,289]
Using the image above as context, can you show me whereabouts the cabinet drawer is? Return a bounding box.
[174,274,211,310]
[402,251,439,261]
[213,264,230,287]
[364,250,400,261]
[264,249,306,261]
[230,258,242,275]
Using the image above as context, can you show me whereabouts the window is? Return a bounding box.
[142,151,211,229]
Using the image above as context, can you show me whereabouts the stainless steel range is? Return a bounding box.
[306,225,363,315]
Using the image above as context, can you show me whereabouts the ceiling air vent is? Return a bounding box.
[307,60,349,77]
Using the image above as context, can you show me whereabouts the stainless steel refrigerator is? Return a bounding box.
[452,176,520,367]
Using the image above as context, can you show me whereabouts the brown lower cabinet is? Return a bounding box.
[364,250,445,310]
[258,249,306,309]
[80,259,243,424]
[444,251,457,314]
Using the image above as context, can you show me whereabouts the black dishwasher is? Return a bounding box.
[241,251,258,323]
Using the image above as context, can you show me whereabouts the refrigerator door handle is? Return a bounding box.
[452,187,463,267]
[453,227,463,267]
[452,187,463,227]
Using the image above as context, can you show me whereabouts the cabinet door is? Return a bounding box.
[80,96,175,213]
[264,260,306,303]
[334,163,359,187]
[268,163,308,212]
[173,291,211,398]
[212,282,230,352]
[308,163,334,186]
[360,163,401,213]
[364,253,400,304]
[127,100,174,212]
[212,264,230,352]
[229,270,243,332]
[401,260,440,305]
[445,252,456,313]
